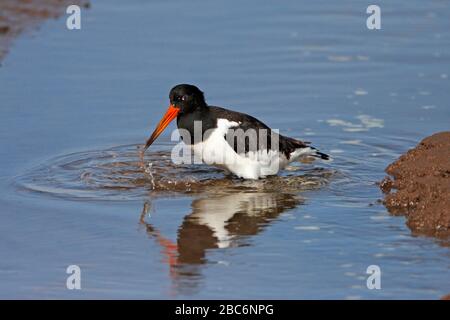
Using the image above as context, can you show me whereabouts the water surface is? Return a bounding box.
[0,0,449,299]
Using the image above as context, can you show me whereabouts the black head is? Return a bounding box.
[169,84,207,114]
[143,84,207,151]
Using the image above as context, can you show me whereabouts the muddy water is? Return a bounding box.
[1,0,449,298]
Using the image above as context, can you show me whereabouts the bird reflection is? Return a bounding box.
[140,190,303,295]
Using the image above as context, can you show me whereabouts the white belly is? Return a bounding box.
[190,119,314,179]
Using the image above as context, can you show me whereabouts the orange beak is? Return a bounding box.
[143,105,179,151]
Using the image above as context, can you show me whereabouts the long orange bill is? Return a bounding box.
[143,105,179,151]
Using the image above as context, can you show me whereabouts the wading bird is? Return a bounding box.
[143,84,329,179]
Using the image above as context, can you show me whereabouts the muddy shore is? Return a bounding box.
[0,0,89,61]
[380,132,450,238]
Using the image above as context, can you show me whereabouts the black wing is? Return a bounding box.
[208,106,311,159]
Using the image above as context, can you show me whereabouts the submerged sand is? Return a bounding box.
[0,0,89,61]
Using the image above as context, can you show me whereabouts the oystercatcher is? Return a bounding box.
[143,84,329,179]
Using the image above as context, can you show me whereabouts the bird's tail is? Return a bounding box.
[310,147,331,161]
[283,136,331,161]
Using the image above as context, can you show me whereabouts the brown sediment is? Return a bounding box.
[0,0,90,61]
[380,132,450,238]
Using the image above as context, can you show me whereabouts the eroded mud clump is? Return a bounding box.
[380,132,450,238]
[0,0,89,60]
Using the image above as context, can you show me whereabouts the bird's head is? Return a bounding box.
[169,84,206,114]
[143,84,206,151]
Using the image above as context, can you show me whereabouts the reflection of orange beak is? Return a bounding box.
[143,105,179,151]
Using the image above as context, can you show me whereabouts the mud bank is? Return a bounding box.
[380,132,450,238]
[0,0,89,61]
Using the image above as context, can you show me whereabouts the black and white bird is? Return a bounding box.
[143,84,329,179]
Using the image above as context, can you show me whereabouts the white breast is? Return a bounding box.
[191,118,296,179]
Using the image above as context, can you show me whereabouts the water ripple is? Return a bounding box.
[14,144,334,201]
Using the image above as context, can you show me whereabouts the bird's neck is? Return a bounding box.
[176,105,214,144]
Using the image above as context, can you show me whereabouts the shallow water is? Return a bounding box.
[15,144,333,200]
[0,0,449,298]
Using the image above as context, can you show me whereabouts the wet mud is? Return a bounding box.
[380,132,450,238]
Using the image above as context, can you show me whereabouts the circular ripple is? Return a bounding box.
[15,144,334,201]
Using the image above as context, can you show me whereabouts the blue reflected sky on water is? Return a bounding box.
[0,0,449,298]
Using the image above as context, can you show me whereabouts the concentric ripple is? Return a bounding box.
[14,144,335,201]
